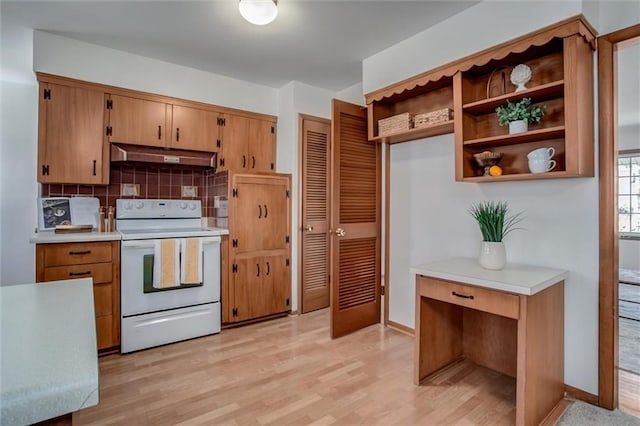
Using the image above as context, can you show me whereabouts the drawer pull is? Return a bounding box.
[452,291,474,300]
[69,271,91,277]
[69,250,91,256]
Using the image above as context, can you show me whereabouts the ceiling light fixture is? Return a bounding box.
[239,0,278,26]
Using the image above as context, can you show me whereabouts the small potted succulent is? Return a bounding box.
[469,201,524,270]
[495,97,546,134]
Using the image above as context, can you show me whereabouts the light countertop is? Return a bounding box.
[411,257,568,296]
[0,278,99,425]
[30,230,122,244]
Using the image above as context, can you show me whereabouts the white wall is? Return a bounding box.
[364,0,614,394]
[335,82,365,106]
[0,23,38,285]
[34,31,279,116]
[277,81,334,311]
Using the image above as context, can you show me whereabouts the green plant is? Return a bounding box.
[495,97,546,127]
[469,201,524,242]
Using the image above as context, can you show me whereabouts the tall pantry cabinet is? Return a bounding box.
[220,172,292,323]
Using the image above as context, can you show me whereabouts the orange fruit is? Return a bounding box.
[489,165,503,176]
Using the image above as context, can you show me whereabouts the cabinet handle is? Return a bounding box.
[266,262,270,276]
[451,291,474,300]
[252,156,256,169]
[176,128,180,142]
[264,204,268,218]
[69,271,91,277]
[158,125,162,140]
[242,155,246,168]
[92,160,97,176]
[256,263,260,277]
[258,205,262,218]
[69,250,91,255]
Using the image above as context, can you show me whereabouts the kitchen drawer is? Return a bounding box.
[418,275,519,319]
[43,262,112,284]
[41,242,112,266]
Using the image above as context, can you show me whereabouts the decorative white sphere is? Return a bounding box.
[510,64,532,92]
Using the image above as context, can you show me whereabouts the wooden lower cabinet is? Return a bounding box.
[222,172,292,325]
[36,241,120,352]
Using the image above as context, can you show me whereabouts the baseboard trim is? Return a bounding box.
[387,320,414,336]
[540,398,572,426]
[565,384,599,406]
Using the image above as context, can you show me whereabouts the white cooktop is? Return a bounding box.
[118,227,222,240]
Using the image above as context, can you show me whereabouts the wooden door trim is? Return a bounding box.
[384,143,390,327]
[597,23,640,410]
[298,114,331,314]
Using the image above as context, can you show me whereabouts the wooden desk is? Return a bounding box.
[412,258,568,426]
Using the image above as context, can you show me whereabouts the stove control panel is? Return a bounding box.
[116,199,201,219]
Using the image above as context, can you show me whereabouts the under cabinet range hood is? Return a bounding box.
[110,143,216,168]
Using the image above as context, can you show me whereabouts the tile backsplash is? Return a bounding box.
[41,165,220,217]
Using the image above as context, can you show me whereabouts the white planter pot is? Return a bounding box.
[508,120,528,134]
[478,241,506,270]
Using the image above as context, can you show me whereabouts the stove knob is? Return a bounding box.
[124,201,133,210]
[135,201,144,209]
[180,202,188,210]
[189,203,197,210]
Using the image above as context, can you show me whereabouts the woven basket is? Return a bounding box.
[414,108,453,128]
[378,112,413,136]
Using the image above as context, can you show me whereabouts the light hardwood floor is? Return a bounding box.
[77,309,518,425]
[620,369,640,418]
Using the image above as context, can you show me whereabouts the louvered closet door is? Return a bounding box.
[329,99,381,338]
[301,117,331,313]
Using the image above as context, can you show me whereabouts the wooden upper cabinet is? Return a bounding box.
[38,82,107,184]
[170,105,220,153]
[364,15,596,182]
[219,114,250,171]
[249,119,276,172]
[218,114,277,172]
[107,94,168,148]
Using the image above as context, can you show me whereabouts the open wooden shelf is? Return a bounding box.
[463,126,565,148]
[462,81,564,115]
[364,15,596,183]
[462,170,574,182]
[371,120,454,144]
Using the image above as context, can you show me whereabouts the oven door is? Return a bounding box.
[121,236,220,317]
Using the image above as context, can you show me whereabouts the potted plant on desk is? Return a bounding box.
[495,97,546,134]
[469,201,524,270]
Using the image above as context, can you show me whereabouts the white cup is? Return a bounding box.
[529,158,556,173]
[527,147,555,161]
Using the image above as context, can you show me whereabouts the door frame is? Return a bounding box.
[297,113,331,314]
[598,23,640,410]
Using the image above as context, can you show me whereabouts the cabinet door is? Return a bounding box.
[248,119,276,172]
[261,255,290,316]
[261,178,290,251]
[171,105,219,152]
[38,83,106,184]
[232,256,258,322]
[108,94,167,147]
[219,114,249,171]
[231,180,264,254]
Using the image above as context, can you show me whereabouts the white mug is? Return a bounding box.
[527,147,555,161]
[529,158,557,173]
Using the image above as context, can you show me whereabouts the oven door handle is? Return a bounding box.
[122,241,156,249]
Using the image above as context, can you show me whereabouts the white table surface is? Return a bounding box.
[410,257,568,296]
[0,279,99,425]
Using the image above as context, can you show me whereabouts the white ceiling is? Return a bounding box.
[1,1,478,92]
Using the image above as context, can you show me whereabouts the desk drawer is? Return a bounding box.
[43,262,112,284]
[41,242,112,266]
[419,276,519,319]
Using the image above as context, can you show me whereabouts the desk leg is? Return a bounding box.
[415,293,463,385]
[516,282,565,426]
